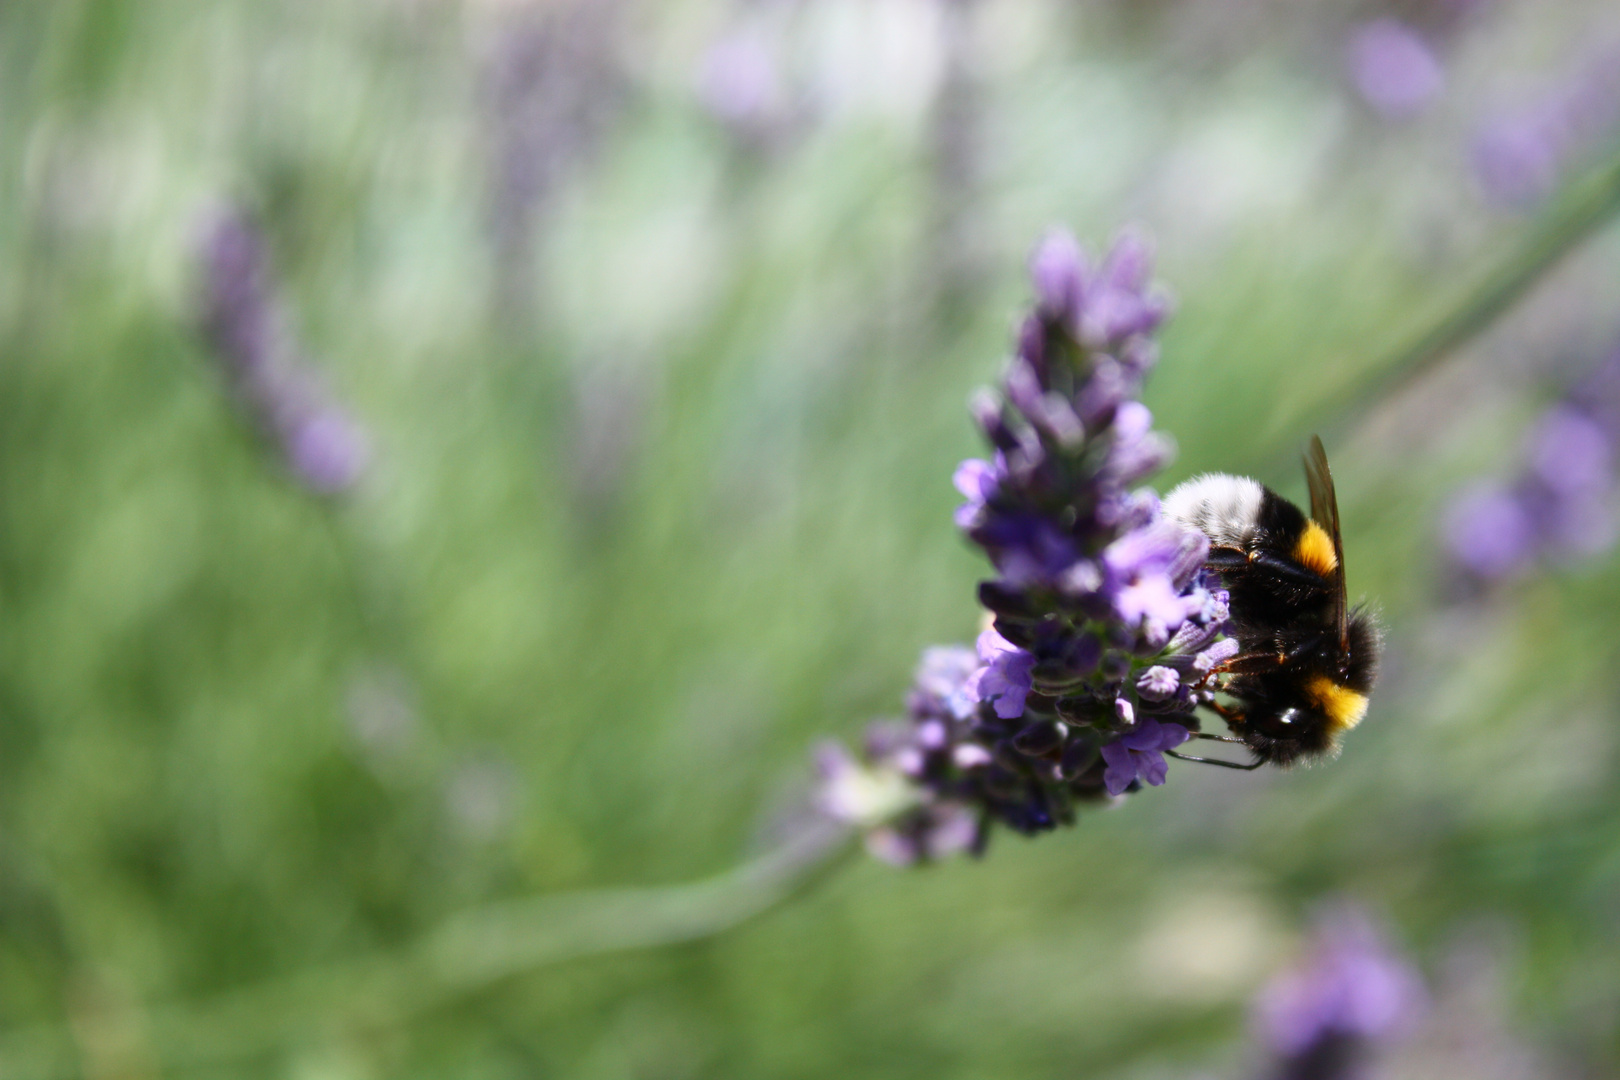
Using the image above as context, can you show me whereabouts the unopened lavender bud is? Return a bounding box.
[969,388,1020,451]
[1194,637,1240,673]
[1013,720,1067,756]
[1030,229,1087,321]
[1099,228,1152,293]
[1058,736,1100,780]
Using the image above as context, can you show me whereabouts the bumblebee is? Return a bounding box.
[1161,437,1380,768]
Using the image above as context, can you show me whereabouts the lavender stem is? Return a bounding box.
[0,821,855,1078]
[1282,146,1620,468]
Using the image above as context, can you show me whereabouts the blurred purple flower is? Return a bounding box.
[1255,905,1425,1078]
[865,803,979,866]
[197,208,371,494]
[1474,114,1563,208]
[952,456,1001,528]
[1473,44,1620,208]
[1443,483,1534,579]
[910,644,982,722]
[1529,405,1610,495]
[1443,356,1620,584]
[699,27,783,128]
[967,627,1034,720]
[1347,18,1444,121]
[1030,229,1086,320]
[696,8,814,153]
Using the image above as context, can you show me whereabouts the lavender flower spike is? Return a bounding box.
[1254,904,1425,1080]
[1442,350,1620,586]
[197,207,371,494]
[816,228,1233,858]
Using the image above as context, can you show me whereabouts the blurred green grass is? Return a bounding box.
[4,1,1620,1077]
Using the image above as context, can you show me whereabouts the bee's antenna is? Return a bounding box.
[1166,749,1264,771]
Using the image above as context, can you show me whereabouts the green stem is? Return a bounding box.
[0,821,856,1078]
[1292,147,1620,461]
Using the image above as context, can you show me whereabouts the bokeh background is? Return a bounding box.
[4,0,1620,1077]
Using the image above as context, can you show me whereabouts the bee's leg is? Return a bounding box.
[1204,545,1251,569]
[1201,699,1247,723]
[1166,749,1263,771]
[1219,652,1295,675]
[1190,732,1247,745]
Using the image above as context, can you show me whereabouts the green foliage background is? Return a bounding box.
[3,1,1620,1077]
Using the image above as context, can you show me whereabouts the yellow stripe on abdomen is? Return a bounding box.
[1294,520,1338,576]
[1306,675,1367,732]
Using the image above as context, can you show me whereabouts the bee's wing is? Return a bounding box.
[1303,434,1348,649]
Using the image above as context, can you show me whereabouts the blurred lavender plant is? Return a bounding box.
[481,1,625,321]
[817,230,1235,863]
[1443,351,1620,584]
[1252,905,1424,1080]
[197,208,370,494]
[1474,43,1620,208]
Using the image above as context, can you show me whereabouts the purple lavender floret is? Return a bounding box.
[1253,905,1425,1080]
[1443,352,1620,585]
[817,230,1233,859]
[197,208,371,494]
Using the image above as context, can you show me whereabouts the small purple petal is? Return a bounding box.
[1135,748,1169,787]
[974,629,1035,720]
[1102,519,1183,580]
[1114,573,1190,629]
[953,458,998,500]
[1100,742,1137,796]
[1119,717,1166,751]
